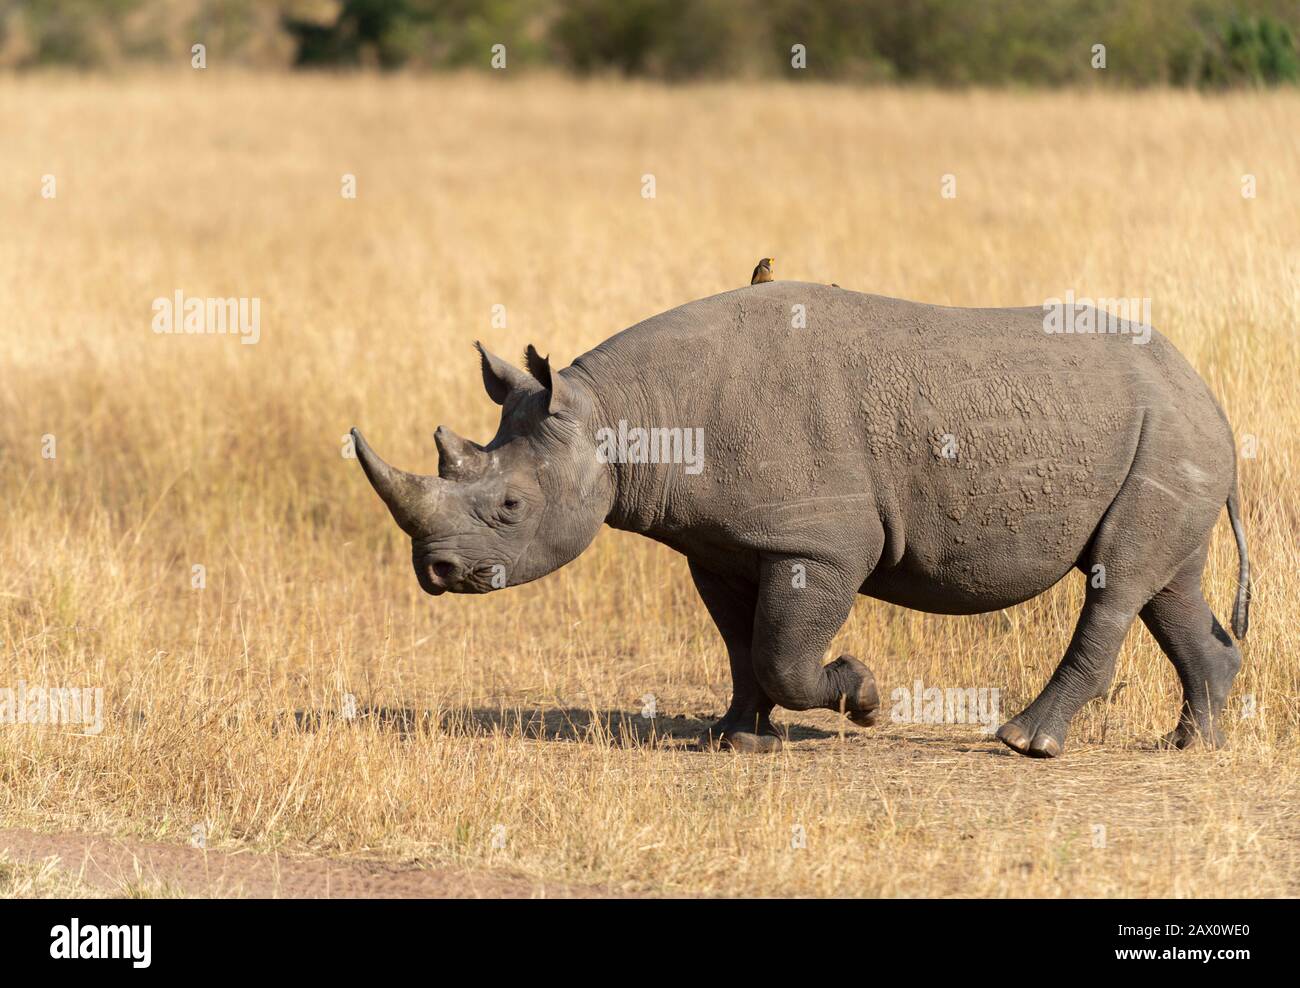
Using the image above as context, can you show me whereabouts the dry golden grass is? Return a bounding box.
[0,72,1297,897]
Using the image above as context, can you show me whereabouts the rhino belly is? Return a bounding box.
[860,487,1115,614]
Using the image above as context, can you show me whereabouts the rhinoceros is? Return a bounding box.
[352,283,1250,758]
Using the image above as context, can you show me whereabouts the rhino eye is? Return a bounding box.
[503,497,520,510]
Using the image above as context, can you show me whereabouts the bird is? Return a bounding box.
[750,257,774,284]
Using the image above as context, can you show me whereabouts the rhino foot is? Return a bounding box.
[713,730,783,754]
[996,720,1063,759]
[1158,720,1226,751]
[829,655,881,727]
[699,714,783,754]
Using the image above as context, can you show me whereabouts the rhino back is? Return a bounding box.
[573,282,1232,608]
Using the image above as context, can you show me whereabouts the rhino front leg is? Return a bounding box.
[750,555,881,728]
[688,559,781,753]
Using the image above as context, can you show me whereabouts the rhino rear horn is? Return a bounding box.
[434,426,487,481]
[350,428,447,537]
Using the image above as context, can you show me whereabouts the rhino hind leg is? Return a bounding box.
[996,589,1143,758]
[998,432,1222,759]
[1140,541,1241,749]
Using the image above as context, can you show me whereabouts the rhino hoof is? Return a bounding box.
[1027,734,1062,758]
[1159,724,1225,750]
[700,730,782,754]
[997,722,1062,759]
[728,731,783,754]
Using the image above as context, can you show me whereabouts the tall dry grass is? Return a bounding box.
[0,73,1297,896]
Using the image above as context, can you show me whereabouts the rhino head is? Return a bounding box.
[352,343,613,595]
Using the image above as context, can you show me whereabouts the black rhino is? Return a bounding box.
[352,283,1250,758]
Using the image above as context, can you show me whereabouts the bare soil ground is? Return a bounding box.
[0,826,609,898]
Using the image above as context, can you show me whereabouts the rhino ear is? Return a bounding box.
[476,341,533,405]
[524,344,571,416]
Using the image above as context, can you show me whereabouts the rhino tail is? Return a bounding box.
[1227,483,1251,640]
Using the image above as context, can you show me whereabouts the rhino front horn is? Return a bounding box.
[350,428,446,537]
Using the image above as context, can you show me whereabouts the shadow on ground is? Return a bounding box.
[285,705,838,747]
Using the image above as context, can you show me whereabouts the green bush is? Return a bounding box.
[543,0,746,79]
[3,0,1300,87]
[1198,14,1300,88]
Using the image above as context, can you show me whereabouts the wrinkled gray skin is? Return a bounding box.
[353,283,1251,758]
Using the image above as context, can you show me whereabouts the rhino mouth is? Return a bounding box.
[414,554,499,596]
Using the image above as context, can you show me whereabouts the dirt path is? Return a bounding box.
[0,829,611,898]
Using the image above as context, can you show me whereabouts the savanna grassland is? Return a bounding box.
[0,73,1297,897]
